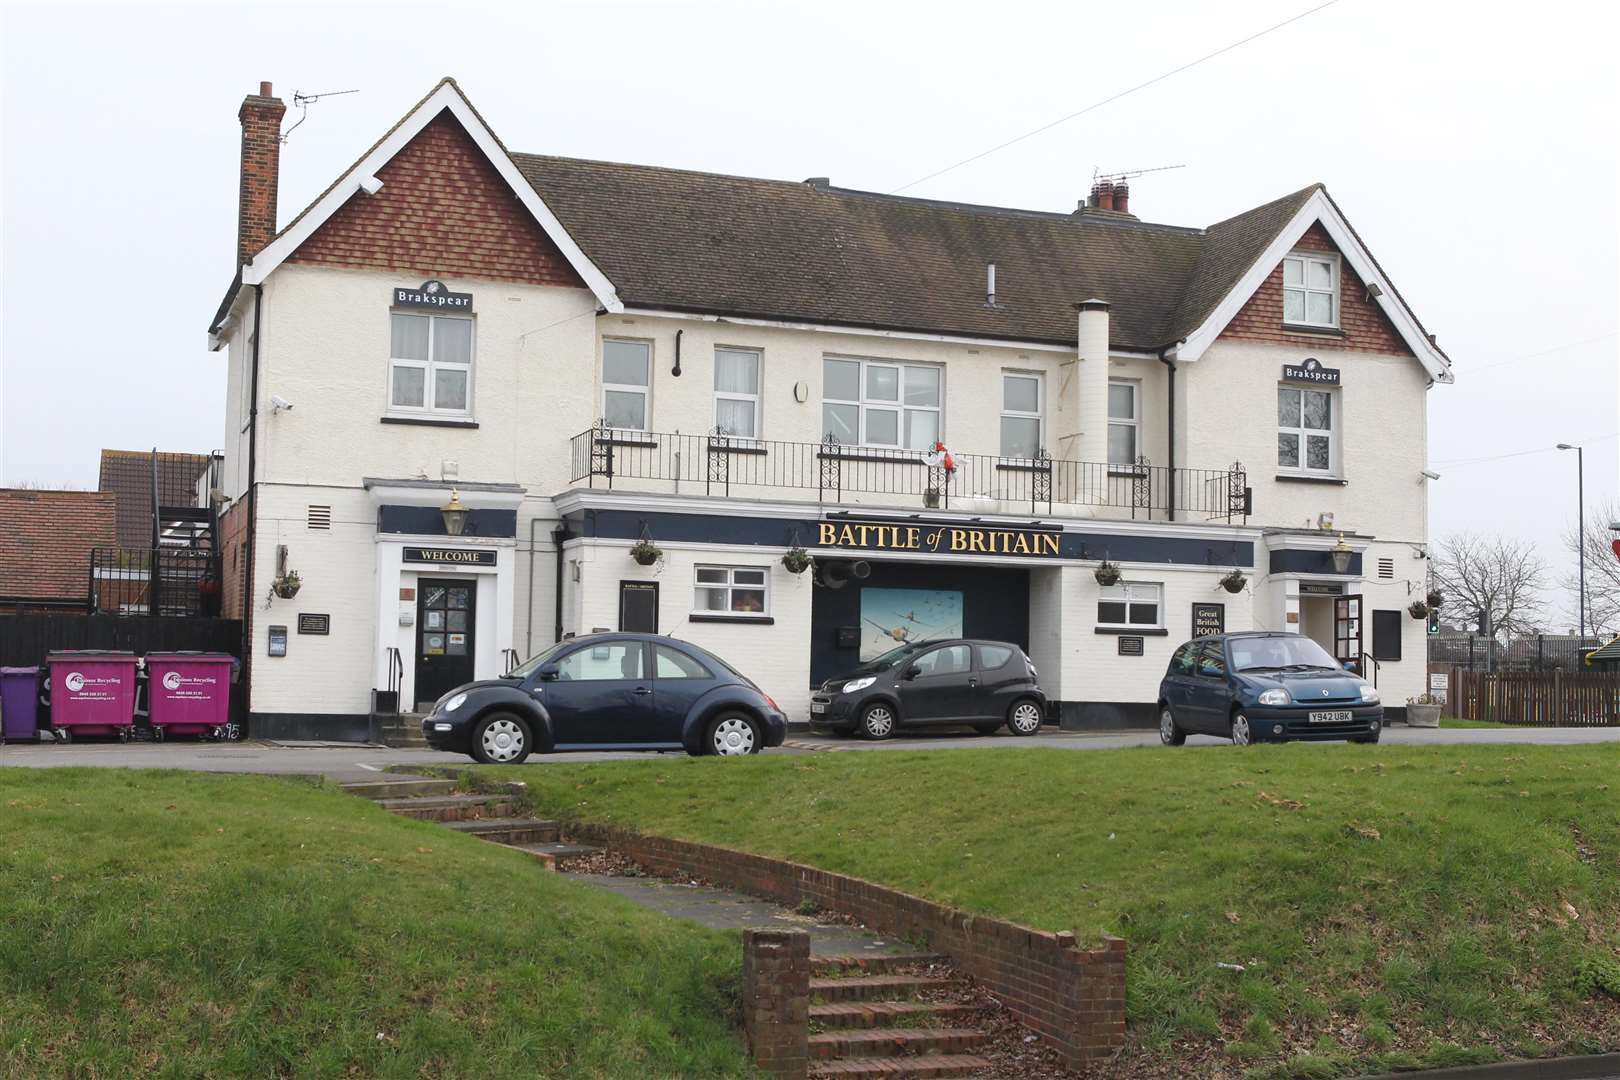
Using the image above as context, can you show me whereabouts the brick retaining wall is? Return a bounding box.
[566,822,1126,1070]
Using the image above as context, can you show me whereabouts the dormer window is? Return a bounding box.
[1282,252,1338,328]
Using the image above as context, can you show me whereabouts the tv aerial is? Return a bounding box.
[282,88,360,144]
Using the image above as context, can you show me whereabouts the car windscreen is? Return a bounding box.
[507,640,574,679]
[1229,636,1342,673]
[854,641,929,673]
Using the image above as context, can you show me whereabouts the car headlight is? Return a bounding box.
[444,692,468,713]
[1257,689,1290,706]
[1359,686,1380,704]
[841,677,876,694]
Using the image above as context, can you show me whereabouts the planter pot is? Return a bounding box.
[922,489,941,509]
[782,553,811,575]
[1406,703,1441,728]
[632,551,659,567]
[1220,575,1246,594]
[272,580,301,599]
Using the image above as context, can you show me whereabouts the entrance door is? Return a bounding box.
[1334,594,1363,675]
[416,578,476,708]
[900,643,981,722]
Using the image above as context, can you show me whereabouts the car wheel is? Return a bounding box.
[1230,712,1253,747]
[1159,706,1186,746]
[860,702,897,740]
[471,712,532,765]
[707,712,761,756]
[1006,698,1043,736]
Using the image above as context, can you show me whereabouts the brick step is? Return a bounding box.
[377,794,518,822]
[515,842,605,859]
[812,954,945,977]
[809,1027,988,1060]
[810,974,953,1003]
[446,818,560,845]
[340,778,457,800]
[810,1001,980,1030]
[808,1053,995,1078]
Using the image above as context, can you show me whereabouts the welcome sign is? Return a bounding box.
[817,520,1061,558]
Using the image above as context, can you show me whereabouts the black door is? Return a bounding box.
[619,581,660,632]
[416,578,475,708]
[1185,639,1231,733]
[900,643,980,722]
[542,639,658,745]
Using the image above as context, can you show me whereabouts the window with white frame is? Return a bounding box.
[714,347,761,438]
[1282,252,1338,328]
[1107,379,1139,465]
[999,372,1043,458]
[1277,385,1335,473]
[693,565,769,616]
[822,357,941,450]
[602,339,652,431]
[1097,581,1162,628]
[390,313,473,416]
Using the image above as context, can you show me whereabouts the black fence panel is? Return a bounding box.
[0,613,242,668]
[1429,632,1604,673]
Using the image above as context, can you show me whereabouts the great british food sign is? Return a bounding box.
[817,520,1061,558]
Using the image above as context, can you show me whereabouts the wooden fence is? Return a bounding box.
[1448,669,1620,726]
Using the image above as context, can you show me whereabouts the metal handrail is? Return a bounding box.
[385,648,403,696]
[569,421,1250,522]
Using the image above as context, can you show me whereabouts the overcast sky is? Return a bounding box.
[2,0,1616,627]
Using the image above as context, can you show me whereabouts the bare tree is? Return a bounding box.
[1564,498,1620,638]
[1430,532,1549,639]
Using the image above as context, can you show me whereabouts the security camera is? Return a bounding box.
[270,394,294,412]
[1420,469,1441,481]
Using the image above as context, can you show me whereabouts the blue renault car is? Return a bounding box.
[421,632,787,763]
[1157,631,1382,746]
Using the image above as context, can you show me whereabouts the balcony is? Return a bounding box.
[569,424,1252,524]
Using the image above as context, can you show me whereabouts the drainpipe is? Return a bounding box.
[526,517,539,657]
[552,526,568,644]
[1158,348,1177,522]
[243,283,264,667]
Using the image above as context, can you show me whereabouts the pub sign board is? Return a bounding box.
[394,279,472,312]
[1117,636,1146,657]
[403,546,497,567]
[297,613,331,635]
[1191,602,1225,638]
[817,520,1061,558]
[1282,357,1341,385]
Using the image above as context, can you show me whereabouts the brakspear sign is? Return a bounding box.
[817,520,1061,557]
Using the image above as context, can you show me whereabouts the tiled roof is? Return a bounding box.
[0,489,116,604]
[97,450,212,548]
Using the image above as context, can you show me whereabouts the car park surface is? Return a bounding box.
[420,632,786,763]
[807,638,1046,739]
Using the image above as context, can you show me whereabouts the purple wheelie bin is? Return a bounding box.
[47,651,138,740]
[145,653,234,739]
[1,666,43,742]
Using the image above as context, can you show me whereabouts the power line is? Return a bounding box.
[1467,330,1618,373]
[1433,431,1618,468]
[889,0,1343,194]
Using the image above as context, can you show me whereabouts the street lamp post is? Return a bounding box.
[1556,443,1585,637]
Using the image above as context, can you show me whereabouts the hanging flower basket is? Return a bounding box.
[629,539,663,567]
[1409,600,1430,619]
[782,546,812,574]
[1426,589,1443,610]
[1094,560,1122,587]
[271,570,302,599]
[1219,569,1246,594]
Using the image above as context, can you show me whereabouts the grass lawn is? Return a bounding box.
[494,744,1620,1078]
[0,768,751,1079]
[1439,717,1522,729]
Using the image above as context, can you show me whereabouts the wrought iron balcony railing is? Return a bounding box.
[569,422,1251,523]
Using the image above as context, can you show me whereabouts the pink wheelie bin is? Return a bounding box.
[145,652,234,740]
[47,651,138,741]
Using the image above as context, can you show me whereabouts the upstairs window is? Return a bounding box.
[1107,380,1139,465]
[390,313,473,416]
[1278,386,1335,473]
[822,357,941,451]
[603,339,652,431]
[714,348,761,438]
[999,373,1043,458]
[1282,253,1338,328]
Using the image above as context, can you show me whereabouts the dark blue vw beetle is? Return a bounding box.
[421,632,787,763]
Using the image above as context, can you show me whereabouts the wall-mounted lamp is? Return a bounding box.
[1330,534,1353,574]
[1364,281,1384,302]
[440,489,469,537]
[1421,469,1441,481]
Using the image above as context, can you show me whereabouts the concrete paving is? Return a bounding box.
[569,872,920,956]
[0,723,1613,781]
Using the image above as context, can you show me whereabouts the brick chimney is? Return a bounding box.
[1110,179,1129,215]
[237,81,285,268]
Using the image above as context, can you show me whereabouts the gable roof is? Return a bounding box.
[0,490,116,605]
[210,80,1452,383]
[97,449,212,548]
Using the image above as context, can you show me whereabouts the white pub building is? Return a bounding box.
[208,79,1452,741]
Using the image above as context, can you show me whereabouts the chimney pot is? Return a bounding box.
[1094,182,1114,212]
[1111,179,1130,214]
[259,81,273,97]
